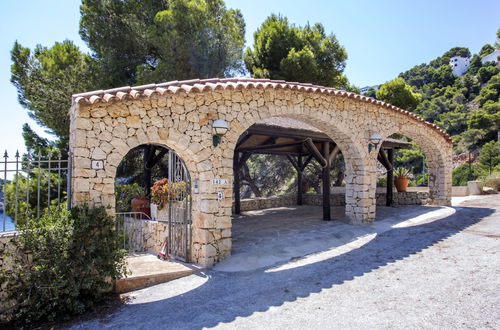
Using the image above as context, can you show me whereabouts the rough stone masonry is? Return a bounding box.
[69,78,452,266]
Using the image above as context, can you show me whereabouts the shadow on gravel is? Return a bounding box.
[78,205,495,329]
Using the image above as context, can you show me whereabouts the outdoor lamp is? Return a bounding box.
[212,119,229,147]
[368,133,382,153]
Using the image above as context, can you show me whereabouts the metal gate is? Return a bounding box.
[116,148,192,261]
[160,149,191,262]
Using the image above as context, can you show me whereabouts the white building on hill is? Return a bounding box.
[481,51,500,65]
[449,56,470,76]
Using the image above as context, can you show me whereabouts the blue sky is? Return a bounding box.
[0,0,499,157]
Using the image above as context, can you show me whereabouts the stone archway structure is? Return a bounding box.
[69,78,452,266]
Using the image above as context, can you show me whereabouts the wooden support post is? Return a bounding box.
[322,142,331,220]
[387,149,394,206]
[144,145,152,196]
[233,152,241,214]
[297,156,303,205]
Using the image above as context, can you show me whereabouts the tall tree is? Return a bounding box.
[79,0,245,86]
[244,14,349,88]
[376,78,421,110]
[11,40,100,146]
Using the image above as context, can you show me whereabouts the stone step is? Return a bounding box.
[115,253,203,293]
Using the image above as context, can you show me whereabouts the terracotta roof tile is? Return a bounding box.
[72,78,452,143]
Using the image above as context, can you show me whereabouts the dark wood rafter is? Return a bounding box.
[232,119,410,218]
[233,151,241,214]
[377,149,392,171]
[386,149,394,207]
[297,156,303,205]
[322,142,331,220]
[304,138,327,167]
[301,155,314,171]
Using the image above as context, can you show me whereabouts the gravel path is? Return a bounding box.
[71,195,500,329]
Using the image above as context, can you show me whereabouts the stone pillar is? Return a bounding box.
[344,152,377,224]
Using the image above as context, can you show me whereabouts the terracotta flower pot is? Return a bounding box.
[394,176,410,192]
[131,196,149,212]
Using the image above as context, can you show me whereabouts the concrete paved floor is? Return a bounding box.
[215,204,455,271]
[70,195,500,329]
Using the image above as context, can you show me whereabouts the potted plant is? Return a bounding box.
[150,178,188,220]
[131,195,150,219]
[394,167,411,192]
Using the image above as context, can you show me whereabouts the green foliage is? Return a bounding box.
[477,64,499,84]
[376,78,421,110]
[483,173,500,190]
[395,37,500,154]
[477,73,500,106]
[479,140,500,174]
[10,40,100,146]
[479,44,495,58]
[4,171,67,226]
[452,163,482,186]
[244,14,348,87]
[115,183,144,212]
[0,205,126,326]
[394,167,411,178]
[80,0,245,86]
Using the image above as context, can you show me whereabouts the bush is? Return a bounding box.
[115,183,144,212]
[0,205,126,326]
[483,173,500,190]
[452,163,483,186]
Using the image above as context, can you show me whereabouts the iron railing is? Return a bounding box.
[115,211,152,252]
[0,150,70,232]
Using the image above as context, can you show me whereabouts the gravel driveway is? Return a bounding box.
[71,195,500,329]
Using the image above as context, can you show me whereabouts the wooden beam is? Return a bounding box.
[233,152,241,214]
[328,146,340,165]
[297,156,303,205]
[301,155,314,171]
[237,139,307,153]
[235,132,252,149]
[144,145,153,196]
[247,126,333,142]
[148,148,167,168]
[305,138,327,167]
[386,149,394,207]
[377,149,392,170]
[239,152,252,166]
[286,155,300,171]
[322,142,331,220]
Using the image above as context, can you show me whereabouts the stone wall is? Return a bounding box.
[234,191,431,212]
[70,78,453,266]
[0,233,18,322]
[122,217,169,253]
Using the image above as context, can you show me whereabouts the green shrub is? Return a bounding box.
[115,183,144,212]
[0,205,126,326]
[452,163,483,186]
[483,173,500,190]
[415,173,429,186]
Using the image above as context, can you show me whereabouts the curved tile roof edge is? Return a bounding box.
[71,78,452,143]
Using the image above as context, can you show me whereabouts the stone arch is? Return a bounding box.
[70,78,453,266]
[379,127,452,206]
[226,111,367,223]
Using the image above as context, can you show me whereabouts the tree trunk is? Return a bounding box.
[241,163,262,197]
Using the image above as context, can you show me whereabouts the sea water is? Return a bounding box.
[0,211,16,232]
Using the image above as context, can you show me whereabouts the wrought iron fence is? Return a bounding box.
[115,211,152,252]
[0,150,71,232]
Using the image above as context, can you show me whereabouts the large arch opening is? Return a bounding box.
[114,143,191,261]
[231,116,347,256]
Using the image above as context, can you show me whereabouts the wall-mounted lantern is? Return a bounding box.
[212,119,229,147]
[368,133,382,153]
